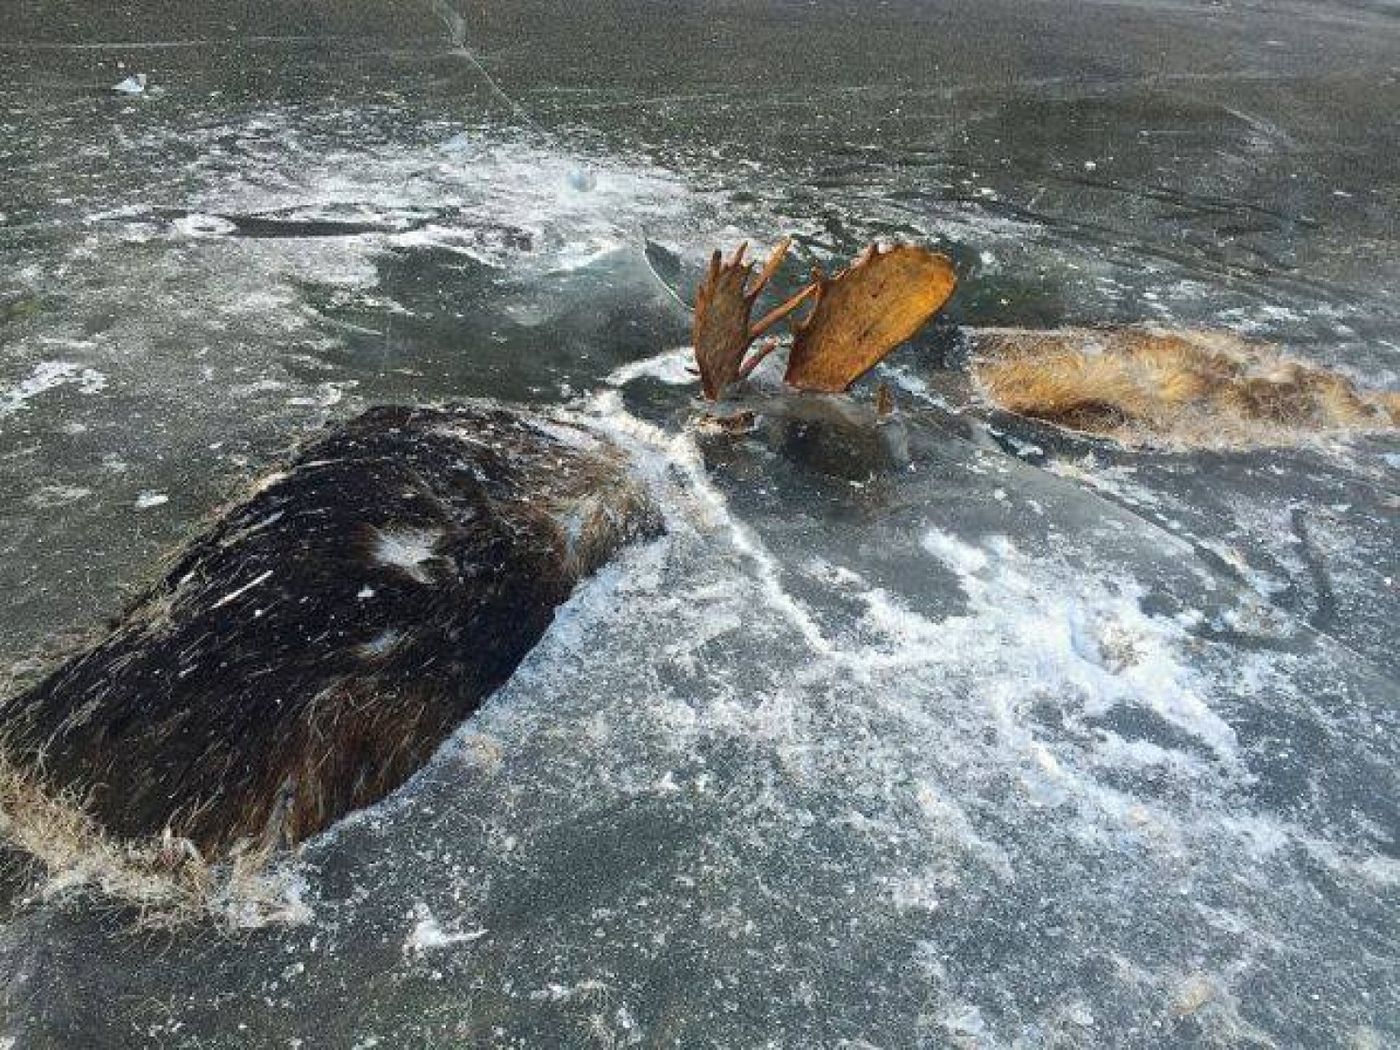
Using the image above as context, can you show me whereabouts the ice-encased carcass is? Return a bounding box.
[0,403,659,856]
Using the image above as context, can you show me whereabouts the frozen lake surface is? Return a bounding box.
[1,1,1397,1045]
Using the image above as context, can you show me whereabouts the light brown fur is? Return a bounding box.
[972,327,1399,448]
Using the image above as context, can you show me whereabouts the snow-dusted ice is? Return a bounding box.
[0,0,1397,1045]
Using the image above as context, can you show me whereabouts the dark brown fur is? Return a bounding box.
[0,404,659,856]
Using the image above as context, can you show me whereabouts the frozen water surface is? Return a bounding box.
[1,0,1397,1046]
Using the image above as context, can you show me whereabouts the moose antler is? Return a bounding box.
[692,238,817,400]
[785,244,957,393]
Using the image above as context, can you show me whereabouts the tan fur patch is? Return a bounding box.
[0,749,293,927]
[971,327,1399,448]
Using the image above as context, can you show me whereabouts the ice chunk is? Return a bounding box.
[173,213,237,238]
[112,73,147,95]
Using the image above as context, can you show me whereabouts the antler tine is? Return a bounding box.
[729,241,750,269]
[746,236,794,302]
[785,266,827,333]
[749,281,819,340]
[694,250,720,320]
[736,338,781,382]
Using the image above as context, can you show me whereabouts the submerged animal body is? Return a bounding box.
[972,326,1400,448]
[1,404,659,856]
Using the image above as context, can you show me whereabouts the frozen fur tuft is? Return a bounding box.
[972,327,1399,448]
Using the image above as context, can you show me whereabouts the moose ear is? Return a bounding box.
[784,244,957,393]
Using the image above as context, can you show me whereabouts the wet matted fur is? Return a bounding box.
[0,403,660,858]
[972,327,1400,448]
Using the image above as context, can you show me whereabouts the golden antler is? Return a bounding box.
[784,244,957,393]
[692,238,817,400]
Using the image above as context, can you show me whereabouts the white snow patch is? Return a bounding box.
[112,72,147,95]
[173,213,237,238]
[358,629,404,658]
[403,904,487,954]
[372,526,442,584]
[528,979,611,1003]
[0,361,108,418]
[605,345,697,388]
[25,484,92,508]
[920,528,990,577]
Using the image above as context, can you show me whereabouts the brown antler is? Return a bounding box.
[692,238,816,400]
[784,244,957,393]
